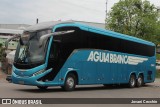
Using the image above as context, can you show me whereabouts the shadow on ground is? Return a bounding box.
[14,84,153,93]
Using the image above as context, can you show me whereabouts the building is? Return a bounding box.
[0,24,30,50]
[0,24,30,74]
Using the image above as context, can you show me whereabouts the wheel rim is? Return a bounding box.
[138,76,142,86]
[130,76,135,86]
[67,77,74,88]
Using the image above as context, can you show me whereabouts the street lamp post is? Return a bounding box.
[156,6,160,21]
[105,0,108,29]
[157,6,160,12]
[106,0,108,16]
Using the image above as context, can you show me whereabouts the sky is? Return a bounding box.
[0,0,159,25]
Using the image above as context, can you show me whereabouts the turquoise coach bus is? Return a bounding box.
[6,21,156,91]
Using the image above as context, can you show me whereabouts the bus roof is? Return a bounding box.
[25,21,155,46]
[24,20,105,31]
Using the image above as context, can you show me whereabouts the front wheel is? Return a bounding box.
[62,73,76,91]
[128,74,136,88]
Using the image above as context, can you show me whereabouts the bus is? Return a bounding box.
[6,21,156,91]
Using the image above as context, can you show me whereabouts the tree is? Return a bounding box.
[106,0,160,45]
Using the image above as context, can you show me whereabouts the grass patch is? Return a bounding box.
[156,70,160,78]
[156,54,160,60]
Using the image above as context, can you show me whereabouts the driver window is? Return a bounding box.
[49,42,58,60]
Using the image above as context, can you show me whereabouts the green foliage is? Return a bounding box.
[156,70,160,78]
[0,43,5,61]
[106,0,160,44]
[156,54,160,60]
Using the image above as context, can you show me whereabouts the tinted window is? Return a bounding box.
[55,27,155,57]
[84,30,155,57]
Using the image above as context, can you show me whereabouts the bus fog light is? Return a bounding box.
[33,69,45,76]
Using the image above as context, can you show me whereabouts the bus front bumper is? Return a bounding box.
[11,69,61,86]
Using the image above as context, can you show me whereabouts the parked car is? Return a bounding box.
[6,75,12,82]
[156,62,160,70]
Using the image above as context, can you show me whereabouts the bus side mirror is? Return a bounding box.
[39,30,75,47]
[39,33,54,47]
[5,34,21,50]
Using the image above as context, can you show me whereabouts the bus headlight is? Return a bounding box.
[33,69,45,76]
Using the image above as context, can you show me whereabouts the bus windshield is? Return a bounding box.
[14,30,51,65]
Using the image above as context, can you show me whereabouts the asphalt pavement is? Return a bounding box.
[0,71,160,107]
[0,70,7,83]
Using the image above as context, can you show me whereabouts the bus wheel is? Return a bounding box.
[128,74,136,88]
[37,86,48,90]
[63,73,76,91]
[136,75,144,87]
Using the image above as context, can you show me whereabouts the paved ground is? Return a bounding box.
[0,70,7,83]
[0,71,160,107]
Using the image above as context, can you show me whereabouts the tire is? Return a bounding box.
[63,73,76,91]
[37,86,48,90]
[136,75,144,87]
[128,74,136,88]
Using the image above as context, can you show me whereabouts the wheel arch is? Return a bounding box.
[128,72,136,82]
[137,72,144,78]
[64,70,79,85]
[136,72,144,87]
